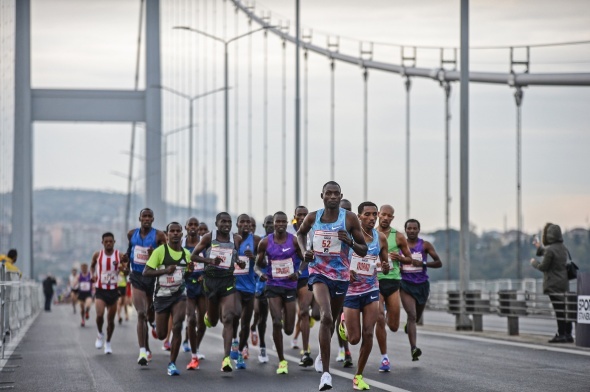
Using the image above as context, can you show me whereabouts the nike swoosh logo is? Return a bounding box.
[282,248,291,252]
[368,247,377,251]
[226,286,234,291]
[335,291,344,295]
[286,295,294,299]
[371,296,378,300]
[331,226,339,230]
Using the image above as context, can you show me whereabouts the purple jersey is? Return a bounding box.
[78,272,92,293]
[400,238,429,284]
[265,233,297,290]
[347,228,380,295]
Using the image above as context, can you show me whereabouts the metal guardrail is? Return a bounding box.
[427,279,578,335]
[0,263,42,359]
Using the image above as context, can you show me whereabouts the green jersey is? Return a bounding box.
[377,228,401,281]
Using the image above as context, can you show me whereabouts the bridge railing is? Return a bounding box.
[0,263,42,359]
[428,279,577,335]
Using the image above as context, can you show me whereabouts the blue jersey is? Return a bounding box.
[347,229,380,295]
[183,237,203,285]
[129,228,159,273]
[309,208,351,281]
[235,233,257,294]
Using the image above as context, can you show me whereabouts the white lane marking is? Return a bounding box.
[421,330,590,357]
[0,311,40,372]
[208,333,411,392]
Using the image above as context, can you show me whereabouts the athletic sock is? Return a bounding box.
[191,353,198,359]
[140,347,147,355]
[382,354,389,361]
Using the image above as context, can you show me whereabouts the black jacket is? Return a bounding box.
[532,224,569,294]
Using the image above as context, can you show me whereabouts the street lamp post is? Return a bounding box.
[174,25,273,213]
[156,85,227,216]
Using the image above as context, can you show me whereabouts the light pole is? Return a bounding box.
[155,85,227,216]
[174,25,274,213]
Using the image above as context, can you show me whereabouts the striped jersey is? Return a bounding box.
[95,249,121,290]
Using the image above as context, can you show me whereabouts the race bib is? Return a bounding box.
[133,245,150,265]
[350,253,378,276]
[312,230,341,255]
[80,281,91,292]
[192,262,204,272]
[209,247,234,269]
[101,271,118,285]
[234,256,250,275]
[271,259,294,278]
[402,252,424,273]
[158,266,184,287]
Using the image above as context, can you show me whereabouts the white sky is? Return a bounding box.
[28,0,590,233]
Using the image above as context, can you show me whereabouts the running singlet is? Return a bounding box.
[95,249,120,290]
[183,237,203,284]
[78,272,92,294]
[69,274,79,290]
[377,228,402,280]
[347,229,380,295]
[204,231,237,278]
[129,228,158,273]
[309,207,350,281]
[146,244,191,298]
[265,233,298,290]
[235,233,257,294]
[401,238,429,284]
[117,272,127,288]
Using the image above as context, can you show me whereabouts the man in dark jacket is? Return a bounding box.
[530,223,572,343]
[43,275,57,312]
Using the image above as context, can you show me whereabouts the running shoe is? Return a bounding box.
[258,347,269,363]
[118,317,122,325]
[163,341,171,351]
[147,351,153,362]
[309,317,316,328]
[319,372,333,391]
[250,330,259,347]
[411,347,422,362]
[404,323,408,334]
[81,319,85,327]
[182,340,190,353]
[236,354,246,369]
[196,350,205,360]
[104,342,112,355]
[203,313,212,328]
[151,324,158,339]
[95,333,104,349]
[299,352,313,367]
[186,357,200,370]
[137,352,148,366]
[291,339,299,349]
[221,356,233,372]
[378,358,390,372]
[230,340,239,360]
[85,310,89,320]
[277,360,288,374]
[338,313,348,342]
[167,362,180,376]
[314,354,323,373]
[343,352,353,368]
[242,347,249,360]
[335,348,345,362]
[353,374,370,390]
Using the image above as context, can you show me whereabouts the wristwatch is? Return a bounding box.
[422,261,427,267]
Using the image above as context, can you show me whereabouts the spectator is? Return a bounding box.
[0,249,22,278]
[43,275,57,312]
[530,223,572,343]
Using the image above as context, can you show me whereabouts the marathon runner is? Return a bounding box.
[297,181,367,391]
[122,208,167,366]
[374,204,412,372]
[116,270,129,324]
[77,263,93,327]
[340,202,390,390]
[91,232,126,354]
[69,267,79,314]
[191,212,246,372]
[255,211,304,375]
[400,219,442,361]
[143,222,193,376]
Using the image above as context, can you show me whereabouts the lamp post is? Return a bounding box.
[155,85,227,216]
[174,25,273,212]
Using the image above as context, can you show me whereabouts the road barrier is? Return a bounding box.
[0,263,42,359]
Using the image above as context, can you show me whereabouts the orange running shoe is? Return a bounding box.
[186,357,200,370]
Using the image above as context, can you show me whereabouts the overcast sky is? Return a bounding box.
[27,0,590,233]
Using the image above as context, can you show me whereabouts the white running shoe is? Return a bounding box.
[104,342,112,354]
[258,347,269,363]
[314,354,323,373]
[291,339,299,349]
[196,350,205,360]
[335,348,345,362]
[95,333,104,349]
[319,372,333,391]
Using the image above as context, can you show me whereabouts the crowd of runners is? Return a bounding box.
[66,181,442,391]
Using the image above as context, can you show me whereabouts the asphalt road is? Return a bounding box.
[2,305,589,392]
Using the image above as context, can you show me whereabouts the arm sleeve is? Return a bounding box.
[536,247,545,257]
[146,246,165,269]
[535,248,554,272]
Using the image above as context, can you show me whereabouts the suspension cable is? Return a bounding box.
[247,16,253,214]
[404,76,411,219]
[263,25,269,214]
[443,81,451,281]
[330,58,335,180]
[281,32,287,211]
[303,47,309,205]
[233,5,239,212]
[363,67,369,200]
[212,0,218,203]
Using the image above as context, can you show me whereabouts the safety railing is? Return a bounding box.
[428,279,578,335]
[0,263,42,359]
